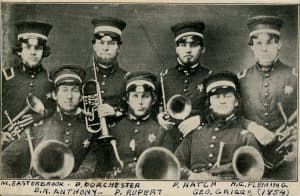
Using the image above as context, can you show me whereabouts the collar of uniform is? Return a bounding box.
[19,62,43,76]
[94,56,119,76]
[56,107,82,121]
[206,112,237,129]
[127,113,150,121]
[255,59,279,73]
[176,60,201,75]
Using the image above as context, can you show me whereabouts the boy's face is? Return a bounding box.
[53,84,82,114]
[18,38,44,68]
[93,35,120,65]
[209,91,238,116]
[251,33,281,66]
[176,36,203,66]
[127,91,153,117]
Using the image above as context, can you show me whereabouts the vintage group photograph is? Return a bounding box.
[1,3,298,181]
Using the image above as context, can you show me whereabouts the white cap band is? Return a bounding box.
[18,33,48,40]
[206,80,236,93]
[94,26,122,35]
[54,73,82,84]
[249,29,280,37]
[126,80,155,91]
[175,32,204,42]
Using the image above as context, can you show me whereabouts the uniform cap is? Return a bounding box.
[203,72,239,95]
[16,20,52,41]
[125,71,157,92]
[50,65,86,87]
[247,15,283,37]
[171,21,205,42]
[91,17,126,37]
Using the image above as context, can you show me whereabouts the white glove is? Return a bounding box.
[98,104,116,117]
[178,115,201,137]
[247,122,275,145]
[157,112,175,130]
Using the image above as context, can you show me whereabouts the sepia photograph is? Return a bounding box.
[0,1,299,195]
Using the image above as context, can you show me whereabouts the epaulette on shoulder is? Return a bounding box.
[2,67,15,81]
[241,129,250,135]
[292,67,298,77]
[237,69,248,79]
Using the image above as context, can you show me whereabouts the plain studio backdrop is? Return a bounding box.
[1,4,298,75]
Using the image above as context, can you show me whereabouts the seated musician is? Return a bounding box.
[1,65,97,179]
[94,71,166,178]
[175,72,260,180]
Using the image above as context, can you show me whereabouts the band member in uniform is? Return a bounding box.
[85,17,128,126]
[1,65,97,179]
[175,72,259,180]
[2,21,56,147]
[94,71,166,178]
[238,15,297,179]
[157,21,211,151]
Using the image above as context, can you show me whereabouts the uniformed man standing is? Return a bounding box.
[238,15,297,179]
[95,71,166,178]
[175,72,260,180]
[2,21,56,147]
[85,17,128,125]
[1,65,97,179]
[157,21,211,151]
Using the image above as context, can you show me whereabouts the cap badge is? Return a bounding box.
[148,133,156,143]
[284,85,293,96]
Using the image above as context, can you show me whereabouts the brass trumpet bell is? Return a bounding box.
[167,95,192,120]
[32,140,74,179]
[136,147,180,180]
[232,146,265,180]
[3,94,46,131]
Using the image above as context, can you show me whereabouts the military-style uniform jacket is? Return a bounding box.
[161,63,211,116]
[99,114,166,178]
[1,111,97,179]
[175,115,259,175]
[85,61,128,123]
[2,63,56,127]
[238,61,297,131]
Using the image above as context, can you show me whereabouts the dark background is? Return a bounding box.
[1,3,298,75]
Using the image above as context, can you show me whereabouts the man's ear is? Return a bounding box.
[51,91,57,101]
[277,40,282,50]
[201,47,206,54]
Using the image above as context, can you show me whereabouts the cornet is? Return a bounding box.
[81,59,123,169]
[3,94,46,139]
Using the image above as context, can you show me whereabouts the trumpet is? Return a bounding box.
[3,94,46,139]
[160,71,191,123]
[262,103,297,169]
[135,147,181,180]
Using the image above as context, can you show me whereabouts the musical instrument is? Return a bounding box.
[160,71,192,122]
[209,146,265,180]
[262,103,297,169]
[135,147,181,180]
[135,145,264,180]
[3,94,46,139]
[31,140,74,179]
[82,59,123,168]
